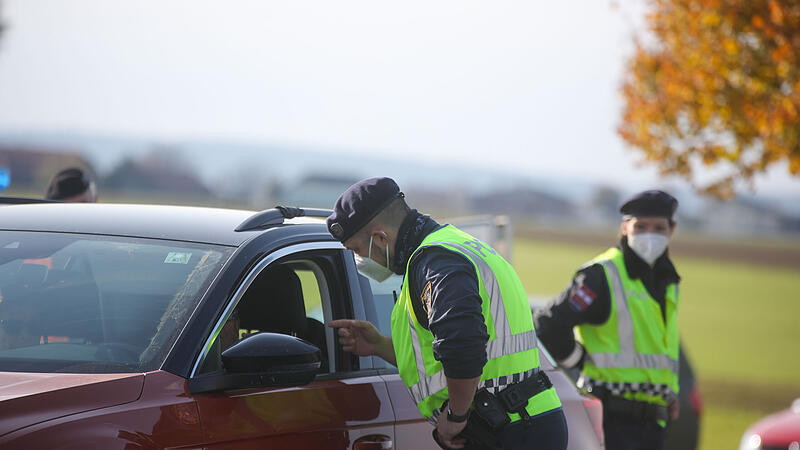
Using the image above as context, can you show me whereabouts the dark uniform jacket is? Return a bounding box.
[533,237,681,364]
[393,211,489,379]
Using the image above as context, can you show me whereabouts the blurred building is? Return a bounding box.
[101,149,211,199]
[470,187,574,221]
[699,198,787,236]
[0,148,94,195]
[272,174,360,209]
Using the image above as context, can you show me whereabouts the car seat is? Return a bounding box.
[238,265,328,373]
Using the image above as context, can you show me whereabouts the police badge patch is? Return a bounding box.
[421,281,433,318]
[329,222,344,239]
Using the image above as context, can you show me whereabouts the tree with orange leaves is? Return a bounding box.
[618,0,799,198]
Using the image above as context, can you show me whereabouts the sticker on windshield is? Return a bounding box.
[164,252,192,264]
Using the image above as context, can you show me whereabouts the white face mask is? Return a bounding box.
[354,234,393,282]
[627,232,669,266]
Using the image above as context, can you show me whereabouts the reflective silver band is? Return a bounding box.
[588,352,680,373]
[408,313,431,404]
[558,342,585,369]
[602,260,634,356]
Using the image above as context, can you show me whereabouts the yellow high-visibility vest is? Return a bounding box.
[391,225,561,420]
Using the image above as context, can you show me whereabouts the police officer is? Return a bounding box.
[327,177,568,450]
[534,190,681,450]
[45,167,97,202]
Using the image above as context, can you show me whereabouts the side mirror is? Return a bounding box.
[189,332,321,394]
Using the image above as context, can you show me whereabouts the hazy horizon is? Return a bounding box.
[0,1,798,197]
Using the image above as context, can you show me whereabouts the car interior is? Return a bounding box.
[200,261,331,376]
[235,265,329,373]
[0,234,228,373]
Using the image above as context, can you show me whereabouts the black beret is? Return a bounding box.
[326,177,404,242]
[619,190,678,220]
[45,167,91,200]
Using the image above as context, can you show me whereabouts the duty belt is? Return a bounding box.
[591,386,668,423]
[433,371,555,450]
[474,371,553,429]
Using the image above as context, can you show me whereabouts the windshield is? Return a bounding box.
[0,231,233,373]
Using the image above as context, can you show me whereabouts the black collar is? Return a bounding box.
[619,236,681,283]
[392,210,439,274]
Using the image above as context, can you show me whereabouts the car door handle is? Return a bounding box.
[353,434,393,450]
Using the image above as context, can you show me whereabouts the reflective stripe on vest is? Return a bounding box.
[404,240,539,404]
[585,259,680,376]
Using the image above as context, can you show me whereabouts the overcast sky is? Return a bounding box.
[0,0,797,196]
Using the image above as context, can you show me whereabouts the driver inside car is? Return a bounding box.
[0,289,41,351]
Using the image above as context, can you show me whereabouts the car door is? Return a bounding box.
[190,242,396,450]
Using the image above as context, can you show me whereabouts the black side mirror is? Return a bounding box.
[189,332,321,394]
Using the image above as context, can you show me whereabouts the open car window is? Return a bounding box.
[0,231,233,373]
[196,248,346,377]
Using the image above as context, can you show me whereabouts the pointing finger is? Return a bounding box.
[328,319,356,329]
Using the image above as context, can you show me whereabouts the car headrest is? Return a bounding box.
[238,265,308,336]
[16,263,47,287]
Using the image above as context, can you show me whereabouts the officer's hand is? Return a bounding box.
[328,319,384,357]
[436,412,468,449]
[669,399,680,421]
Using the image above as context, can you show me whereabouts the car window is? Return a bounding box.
[361,273,402,338]
[197,252,339,375]
[356,263,403,370]
[0,231,232,373]
[296,269,324,324]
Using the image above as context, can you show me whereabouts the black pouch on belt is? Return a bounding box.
[473,388,511,430]
[433,415,502,450]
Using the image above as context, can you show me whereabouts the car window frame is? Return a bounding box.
[189,241,351,378]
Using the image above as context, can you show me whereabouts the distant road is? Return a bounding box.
[517,227,800,270]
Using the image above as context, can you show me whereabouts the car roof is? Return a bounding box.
[0,203,328,246]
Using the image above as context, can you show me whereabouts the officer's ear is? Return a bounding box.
[620,219,630,237]
[371,230,389,247]
[668,220,677,238]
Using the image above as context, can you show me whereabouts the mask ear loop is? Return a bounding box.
[384,238,390,271]
[369,231,391,271]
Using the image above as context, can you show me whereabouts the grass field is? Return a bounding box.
[513,235,800,450]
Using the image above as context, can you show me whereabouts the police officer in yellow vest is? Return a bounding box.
[328,177,568,450]
[534,190,680,450]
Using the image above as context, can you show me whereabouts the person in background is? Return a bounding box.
[328,177,567,450]
[45,167,97,202]
[534,190,681,450]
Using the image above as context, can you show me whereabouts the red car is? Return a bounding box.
[739,398,800,450]
[0,201,603,449]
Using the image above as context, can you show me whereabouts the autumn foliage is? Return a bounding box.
[619,0,800,198]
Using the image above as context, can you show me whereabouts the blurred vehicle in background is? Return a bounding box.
[665,343,703,450]
[739,398,800,450]
[537,343,606,449]
[445,214,514,262]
